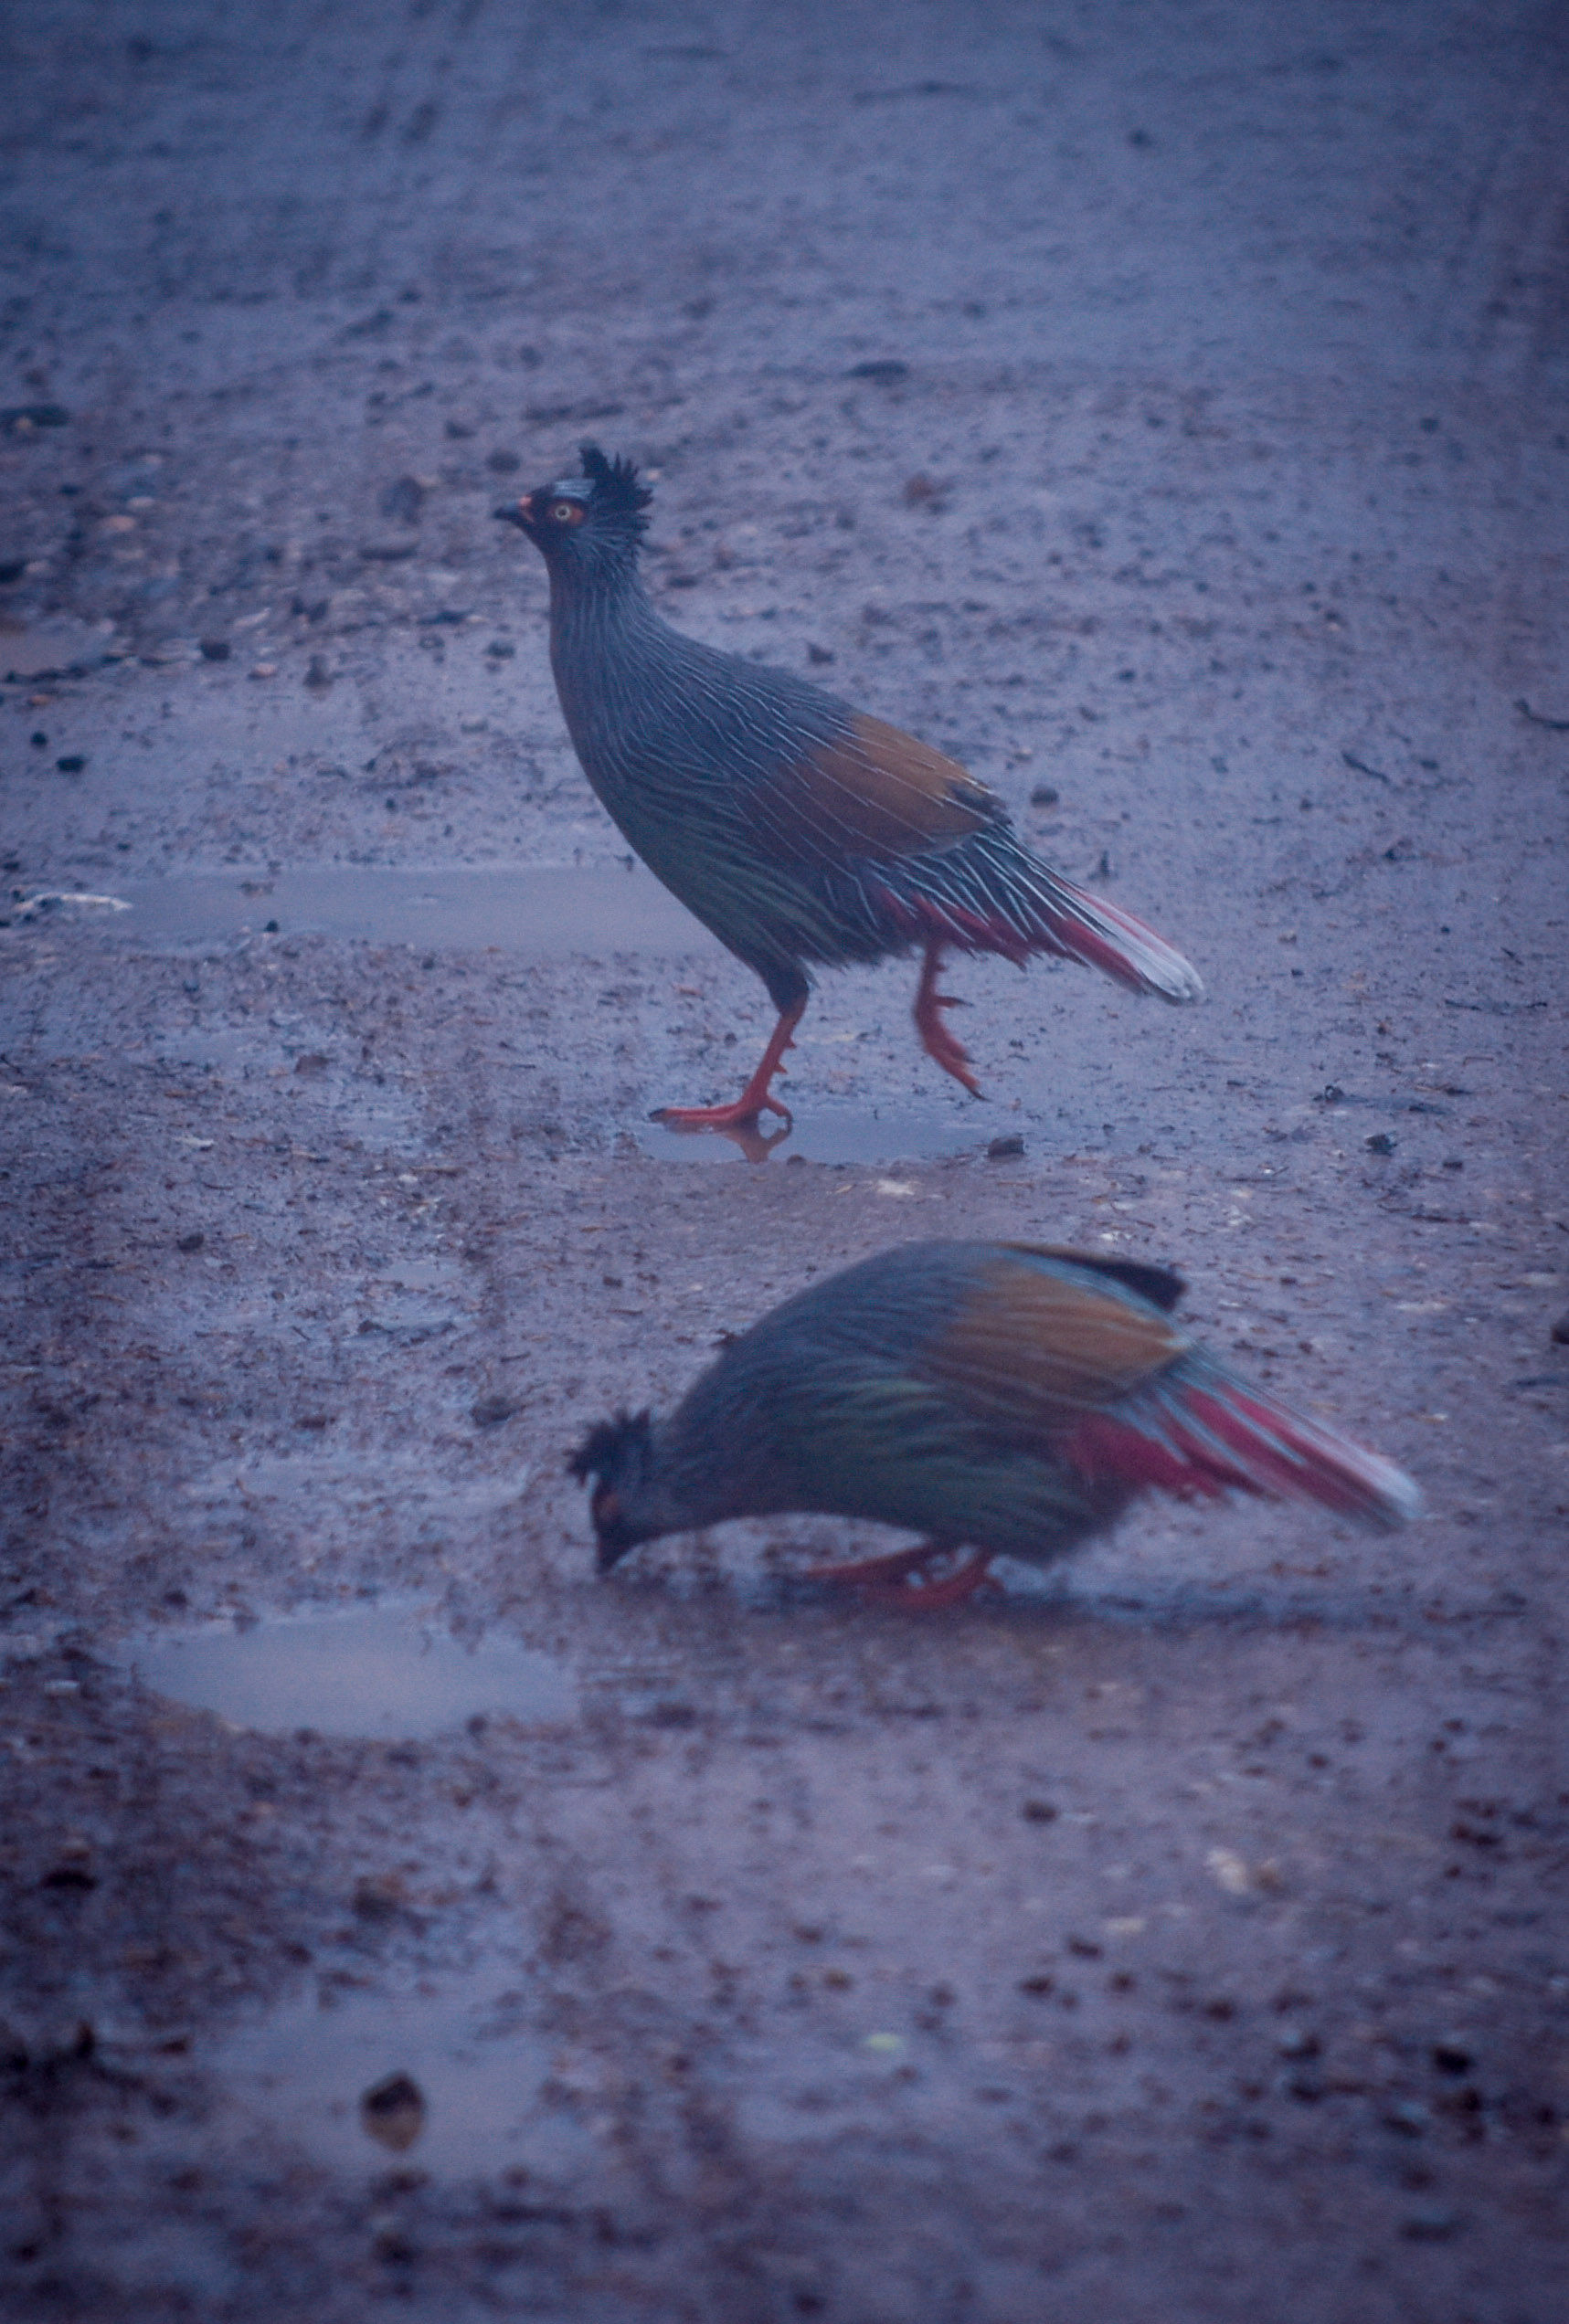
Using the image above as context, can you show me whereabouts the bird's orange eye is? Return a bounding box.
[552,501,584,524]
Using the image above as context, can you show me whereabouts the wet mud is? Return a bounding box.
[2,5,1566,2320]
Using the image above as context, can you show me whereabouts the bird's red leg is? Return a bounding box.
[913,942,982,1098]
[854,1548,999,1612]
[805,1543,934,1588]
[809,1541,999,1611]
[652,998,806,1132]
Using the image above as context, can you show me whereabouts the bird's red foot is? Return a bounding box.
[651,996,805,1146]
[914,943,983,1098]
[651,1090,792,1133]
[806,1544,933,1590]
[809,1543,999,1611]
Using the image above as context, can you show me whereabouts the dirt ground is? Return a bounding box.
[2,4,1566,2318]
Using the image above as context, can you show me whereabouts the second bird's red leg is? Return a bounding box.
[806,1543,935,1588]
[913,942,982,1097]
[652,998,806,1131]
[853,1548,999,1612]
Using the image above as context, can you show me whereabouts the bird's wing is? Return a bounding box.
[916,1249,1186,1439]
[917,1245,1419,1526]
[743,712,999,870]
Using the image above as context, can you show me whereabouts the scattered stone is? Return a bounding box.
[807,642,835,664]
[361,2071,425,2153]
[2,403,71,434]
[848,360,908,383]
[1383,2099,1431,2136]
[55,755,85,774]
[1021,1800,1057,1822]
[198,637,230,660]
[1431,2041,1473,2076]
[378,474,425,525]
[175,1231,206,1252]
[1365,1131,1397,1155]
[1401,2206,1463,2242]
[470,1394,518,1428]
[304,654,333,692]
[249,663,277,680]
[293,1052,330,1076]
[987,1133,1025,1159]
[1553,1312,1569,1347]
[485,448,521,473]
[1030,784,1060,807]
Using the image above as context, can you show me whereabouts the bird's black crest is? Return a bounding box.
[578,442,653,533]
[567,1406,652,1483]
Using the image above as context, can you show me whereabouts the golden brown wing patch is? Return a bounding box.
[922,1259,1185,1431]
[751,712,996,869]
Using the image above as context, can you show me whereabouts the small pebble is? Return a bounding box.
[55,755,85,773]
[1552,1312,1569,1347]
[175,1231,205,1252]
[470,1395,518,1428]
[198,638,230,661]
[1030,784,1060,808]
[1400,2206,1463,2243]
[249,663,277,680]
[1365,1131,1396,1155]
[987,1134,1025,1160]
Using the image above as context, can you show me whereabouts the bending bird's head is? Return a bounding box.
[568,1407,663,1570]
[494,442,652,566]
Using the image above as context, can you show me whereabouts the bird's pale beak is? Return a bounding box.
[493,494,535,529]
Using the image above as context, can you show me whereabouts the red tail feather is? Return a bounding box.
[1068,1366,1420,1529]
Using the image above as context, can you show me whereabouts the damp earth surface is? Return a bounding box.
[1,5,1565,2320]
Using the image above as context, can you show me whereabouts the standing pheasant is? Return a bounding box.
[570,1241,1420,1605]
[496,447,1202,1132]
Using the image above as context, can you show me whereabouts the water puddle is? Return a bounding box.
[216,1963,599,2178]
[126,1600,575,1738]
[639,1102,985,1166]
[106,863,724,954]
[0,613,118,681]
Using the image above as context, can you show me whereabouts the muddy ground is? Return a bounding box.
[2,4,1566,2318]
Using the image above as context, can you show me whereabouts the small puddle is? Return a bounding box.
[217,1965,598,2178]
[108,864,724,954]
[0,614,117,681]
[640,1103,984,1166]
[127,1601,575,1738]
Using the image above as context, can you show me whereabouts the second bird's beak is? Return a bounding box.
[493,493,535,530]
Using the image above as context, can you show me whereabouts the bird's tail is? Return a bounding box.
[890,832,1204,1002]
[1068,1353,1421,1528]
[1010,863,1204,1002]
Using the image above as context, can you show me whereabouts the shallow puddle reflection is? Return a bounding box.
[639,1103,985,1166]
[111,863,722,954]
[127,1601,575,1738]
[217,1966,598,2178]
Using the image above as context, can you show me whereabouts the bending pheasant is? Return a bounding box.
[570,1241,1420,1606]
[497,447,1202,1132]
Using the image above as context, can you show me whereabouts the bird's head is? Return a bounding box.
[494,442,652,570]
[568,1406,663,1571]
